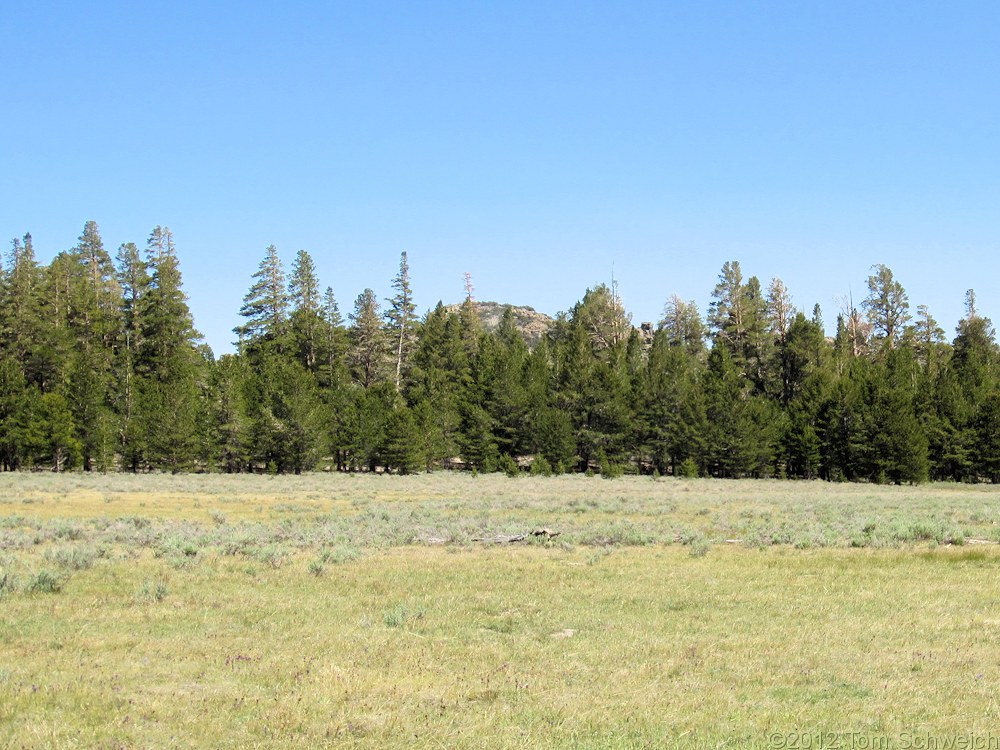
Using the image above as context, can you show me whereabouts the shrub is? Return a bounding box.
[50,522,85,541]
[600,462,625,479]
[677,526,702,546]
[137,578,168,603]
[679,458,699,479]
[530,455,553,477]
[577,520,659,547]
[498,454,519,478]
[26,570,65,594]
[44,545,97,570]
[321,545,360,564]
[689,538,711,558]
[382,602,425,628]
[253,544,289,569]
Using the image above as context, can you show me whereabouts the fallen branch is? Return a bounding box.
[472,534,527,544]
[472,528,560,544]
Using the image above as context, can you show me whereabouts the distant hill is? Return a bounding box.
[444,301,555,347]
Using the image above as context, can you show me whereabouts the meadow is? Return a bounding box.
[2,473,1000,748]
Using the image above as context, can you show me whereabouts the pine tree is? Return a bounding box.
[659,295,705,356]
[236,245,289,352]
[862,348,929,483]
[70,221,120,349]
[766,277,795,344]
[841,304,872,360]
[343,381,397,471]
[708,260,748,353]
[386,251,418,391]
[951,290,999,480]
[925,364,972,481]
[349,289,385,388]
[406,304,470,469]
[909,304,947,373]
[67,347,116,471]
[4,234,51,388]
[316,286,349,389]
[818,361,868,481]
[382,406,422,474]
[65,222,120,471]
[458,275,482,357]
[555,295,636,470]
[0,356,29,470]
[288,249,322,371]
[572,283,631,356]
[863,264,910,353]
[35,391,82,471]
[494,310,542,457]
[703,346,781,477]
[777,314,830,478]
[951,289,997,404]
[209,354,251,472]
[114,241,151,469]
[642,330,707,475]
[742,275,773,394]
[135,227,203,470]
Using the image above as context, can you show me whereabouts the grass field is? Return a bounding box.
[2,474,1000,748]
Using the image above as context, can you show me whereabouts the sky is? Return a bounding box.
[3,1,1000,355]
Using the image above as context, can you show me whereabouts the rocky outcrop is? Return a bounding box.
[445,301,555,347]
[442,303,657,350]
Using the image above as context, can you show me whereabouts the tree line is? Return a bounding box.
[1,221,997,483]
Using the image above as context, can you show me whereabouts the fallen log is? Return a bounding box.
[472,528,561,544]
[472,534,527,544]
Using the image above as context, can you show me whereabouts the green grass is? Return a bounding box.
[1,473,999,748]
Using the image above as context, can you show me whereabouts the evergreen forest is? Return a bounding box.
[2,221,997,484]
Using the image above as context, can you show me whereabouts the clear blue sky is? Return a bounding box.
[3,1,999,354]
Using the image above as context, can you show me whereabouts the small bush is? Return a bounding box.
[577,520,658,547]
[219,532,259,557]
[137,578,168,603]
[498,454,519,478]
[530,455,553,477]
[382,602,425,628]
[308,559,325,576]
[600,462,625,480]
[677,526,702,546]
[50,522,85,541]
[44,545,97,571]
[321,545,359,564]
[26,570,65,594]
[253,544,289,569]
[689,538,711,557]
[679,458,699,479]
[849,532,871,548]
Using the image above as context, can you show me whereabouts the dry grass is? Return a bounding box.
[0,472,994,547]
[2,474,999,748]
